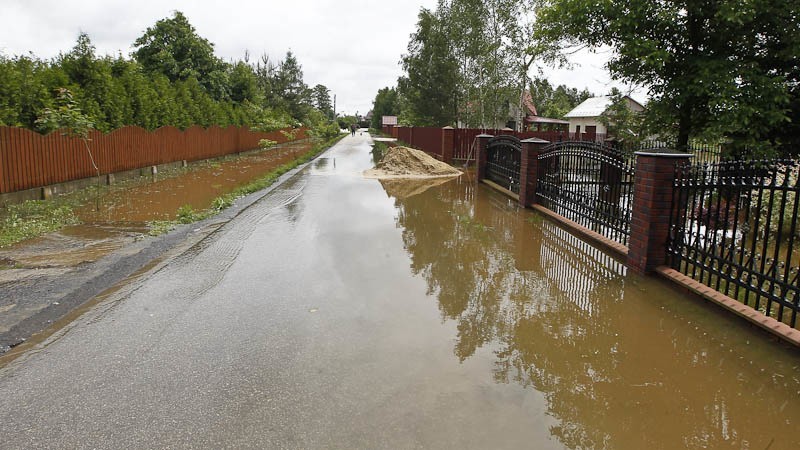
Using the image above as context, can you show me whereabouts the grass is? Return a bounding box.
[0,200,80,248]
[146,134,345,235]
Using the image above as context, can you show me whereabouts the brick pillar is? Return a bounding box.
[518,138,549,208]
[627,151,693,274]
[474,134,494,182]
[441,126,454,164]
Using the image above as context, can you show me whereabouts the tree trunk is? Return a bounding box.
[677,100,692,152]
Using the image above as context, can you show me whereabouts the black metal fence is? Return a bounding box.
[668,159,800,327]
[536,141,636,245]
[486,135,521,193]
[614,140,723,165]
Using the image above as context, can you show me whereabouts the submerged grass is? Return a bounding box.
[0,200,80,248]
[147,135,345,235]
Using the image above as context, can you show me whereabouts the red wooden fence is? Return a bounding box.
[0,125,308,194]
[382,126,608,163]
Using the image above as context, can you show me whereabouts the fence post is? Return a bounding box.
[627,150,693,274]
[519,138,549,208]
[441,126,454,164]
[475,134,494,182]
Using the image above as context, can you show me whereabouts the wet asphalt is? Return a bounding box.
[0,133,559,449]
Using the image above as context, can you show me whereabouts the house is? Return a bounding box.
[508,90,569,132]
[564,95,645,140]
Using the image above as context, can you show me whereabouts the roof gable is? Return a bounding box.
[564,95,645,118]
[564,96,612,118]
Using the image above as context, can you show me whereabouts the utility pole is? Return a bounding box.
[333,94,336,117]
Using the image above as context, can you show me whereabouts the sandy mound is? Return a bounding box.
[364,146,462,179]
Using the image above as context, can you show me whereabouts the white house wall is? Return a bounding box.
[568,117,608,134]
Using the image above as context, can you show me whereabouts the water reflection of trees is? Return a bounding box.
[384,177,800,449]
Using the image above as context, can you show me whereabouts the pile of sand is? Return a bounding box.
[364,146,462,179]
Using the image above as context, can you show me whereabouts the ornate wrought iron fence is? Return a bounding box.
[535,141,636,245]
[668,159,800,327]
[486,135,521,193]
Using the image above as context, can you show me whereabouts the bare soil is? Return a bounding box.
[364,146,462,179]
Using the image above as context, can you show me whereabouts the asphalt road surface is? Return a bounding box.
[0,133,559,449]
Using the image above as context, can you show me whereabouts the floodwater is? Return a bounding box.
[1,134,799,448]
[387,174,800,449]
[0,142,312,269]
[78,140,313,223]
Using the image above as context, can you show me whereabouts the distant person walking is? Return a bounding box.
[350,124,356,136]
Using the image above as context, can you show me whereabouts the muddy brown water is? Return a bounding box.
[2,137,800,448]
[78,141,312,223]
[0,142,312,269]
[381,174,800,449]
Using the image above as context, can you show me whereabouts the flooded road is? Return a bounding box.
[1,133,799,449]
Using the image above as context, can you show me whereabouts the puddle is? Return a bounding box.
[0,142,312,269]
[77,142,312,223]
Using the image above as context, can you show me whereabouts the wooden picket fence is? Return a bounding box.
[0,125,308,194]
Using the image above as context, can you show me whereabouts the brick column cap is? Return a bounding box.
[521,138,550,144]
[476,133,494,138]
[634,150,694,158]
[442,126,454,130]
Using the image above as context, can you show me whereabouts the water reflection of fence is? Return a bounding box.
[539,219,627,315]
[0,125,307,194]
[668,160,800,327]
[474,133,800,341]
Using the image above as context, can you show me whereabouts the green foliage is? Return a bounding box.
[370,87,399,129]
[529,77,592,119]
[751,163,800,239]
[249,105,293,132]
[0,200,79,248]
[305,108,340,140]
[258,139,278,149]
[0,12,324,133]
[533,0,800,155]
[599,88,645,144]
[398,8,459,127]
[132,11,228,99]
[336,115,358,130]
[271,51,313,122]
[34,88,94,137]
[398,0,541,128]
[176,204,199,223]
[311,84,333,119]
[280,128,299,140]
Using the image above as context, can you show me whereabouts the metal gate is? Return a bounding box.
[535,141,635,245]
[486,135,521,193]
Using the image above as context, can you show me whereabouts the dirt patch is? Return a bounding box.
[364,146,462,179]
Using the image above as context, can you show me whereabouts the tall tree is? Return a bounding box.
[370,87,399,129]
[273,51,311,122]
[534,0,800,154]
[398,8,459,126]
[399,0,541,128]
[530,77,592,119]
[311,84,333,118]
[132,11,228,100]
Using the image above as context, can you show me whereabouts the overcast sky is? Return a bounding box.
[0,0,644,116]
